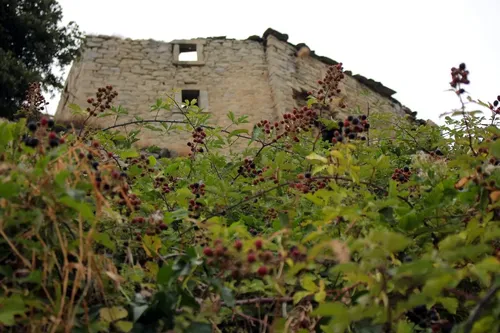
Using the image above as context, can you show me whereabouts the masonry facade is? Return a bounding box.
[55,28,418,153]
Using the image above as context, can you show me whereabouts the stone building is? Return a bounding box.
[55,28,420,154]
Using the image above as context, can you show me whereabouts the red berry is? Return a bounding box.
[247,253,256,263]
[257,266,268,276]
[58,138,65,144]
[203,247,214,257]
[255,239,263,250]
[40,117,48,126]
[214,245,225,256]
[48,132,57,140]
[234,240,243,251]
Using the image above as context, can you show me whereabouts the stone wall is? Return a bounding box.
[55,28,415,153]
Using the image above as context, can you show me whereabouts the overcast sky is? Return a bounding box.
[49,0,500,124]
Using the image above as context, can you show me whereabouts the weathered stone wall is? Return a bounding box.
[55,28,411,154]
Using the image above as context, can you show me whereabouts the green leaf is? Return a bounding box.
[0,294,25,326]
[221,287,235,308]
[115,320,133,332]
[396,320,414,333]
[228,129,249,138]
[293,291,312,305]
[185,322,211,333]
[157,264,174,285]
[312,302,349,317]
[306,152,328,164]
[93,232,116,251]
[119,149,139,159]
[99,306,128,322]
[491,140,500,158]
[148,155,157,166]
[438,297,458,314]
[59,196,94,220]
[0,181,20,199]
[300,275,318,292]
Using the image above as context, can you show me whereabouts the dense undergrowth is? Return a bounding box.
[0,62,499,333]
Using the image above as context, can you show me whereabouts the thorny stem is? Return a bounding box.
[463,281,500,333]
[457,86,478,156]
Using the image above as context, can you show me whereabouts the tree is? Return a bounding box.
[0,0,83,119]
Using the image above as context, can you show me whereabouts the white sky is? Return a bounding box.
[49,0,500,124]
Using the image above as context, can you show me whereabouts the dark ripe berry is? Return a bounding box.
[257,266,268,276]
[47,119,54,128]
[494,100,499,107]
[435,149,443,156]
[255,239,263,250]
[352,118,360,125]
[398,175,405,182]
[360,115,367,120]
[459,63,466,70]
[364,123,370,129]
[305,172,311,179]
[347,115,353,121]
[26,137,39,148]
[203,247,214,257]
[247,252,256,263]
[92,161,99,169]
[87,153,93,160]
[49,138,59,148]
[344,127,351,134]
[348,133,356,140]
[360,136,366,141]
[458,88,465,94]
[337,121,344,128]
[403,166,410,172]
[234,239,243,251]
[28,122,37,132]
[497,95,500,102]
[337,135,343,142]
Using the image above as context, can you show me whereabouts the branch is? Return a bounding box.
[463,281,500,333]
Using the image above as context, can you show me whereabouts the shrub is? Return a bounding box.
[0,63,499,333]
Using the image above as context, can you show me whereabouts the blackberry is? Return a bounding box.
[28,122,37,132]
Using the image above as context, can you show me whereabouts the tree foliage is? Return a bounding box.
[0,62,499,333]
[0,0,83,119]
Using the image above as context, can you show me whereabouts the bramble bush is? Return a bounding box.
[0,62,499,333]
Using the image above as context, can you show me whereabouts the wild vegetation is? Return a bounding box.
[0,62,499,333]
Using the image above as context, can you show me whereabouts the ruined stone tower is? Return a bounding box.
[55,28,417,154]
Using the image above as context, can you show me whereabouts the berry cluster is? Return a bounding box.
[288,245,307,263]
[294,173,328,194]
[489,95,500,114]
[331,114,369,144]
[154,176,177,194]
[265,208,278,220]
[202,238,278,279]
[237,158,258,177]
[187,127,206,155]
[86,86,118,116]
[125,154,155,178]
[392,166,411,183]
[450,63,470,94]
[19,82,48,119]
[131,214,168,239]
[313,63,346,105]
[188,182,206,218]
[23,117,64,149]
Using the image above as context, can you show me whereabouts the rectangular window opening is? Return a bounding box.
[181,90,200,107]
[178,44,198,62]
